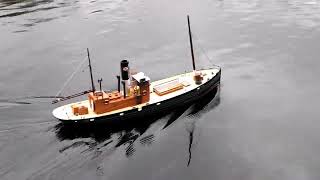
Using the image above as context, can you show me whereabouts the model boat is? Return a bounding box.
[52,16,221,124]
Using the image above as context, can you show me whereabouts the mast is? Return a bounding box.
[187,15,196,71]
[87,48,96,92]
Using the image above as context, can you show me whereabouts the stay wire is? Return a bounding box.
[191,32,221,69]
[55,57,88,97]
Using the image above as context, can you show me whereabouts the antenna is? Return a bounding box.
[187,15,196,71]
[87,48,96,92]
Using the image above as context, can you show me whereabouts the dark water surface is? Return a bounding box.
[1,0,320,179]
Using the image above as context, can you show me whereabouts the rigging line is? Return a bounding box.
[55,57,88,97]
[191,32,220,69]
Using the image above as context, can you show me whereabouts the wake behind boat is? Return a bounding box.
[52,16,221,124]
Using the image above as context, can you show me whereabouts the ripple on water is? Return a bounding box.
[0,0,80,32]
[3,0,320,179]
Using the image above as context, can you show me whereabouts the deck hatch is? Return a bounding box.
[153,79,184,96]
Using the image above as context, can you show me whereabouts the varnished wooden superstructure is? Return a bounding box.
[80,73,150,115]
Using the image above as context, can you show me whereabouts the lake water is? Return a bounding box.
[1,0,320,179]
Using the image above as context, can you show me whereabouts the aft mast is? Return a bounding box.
[87,48,96,92]
[187,16,204,85]
[187,15,196,71]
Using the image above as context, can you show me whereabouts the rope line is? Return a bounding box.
[55,57,88,97]
[192,32,221,69]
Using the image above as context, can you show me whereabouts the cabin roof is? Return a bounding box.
[132,72,150,82]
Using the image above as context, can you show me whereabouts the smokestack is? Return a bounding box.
[120,60,129,81]
[120,60,130,94]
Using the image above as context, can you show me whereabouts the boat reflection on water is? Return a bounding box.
[55,85,220,157]
[184,85,221,166]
